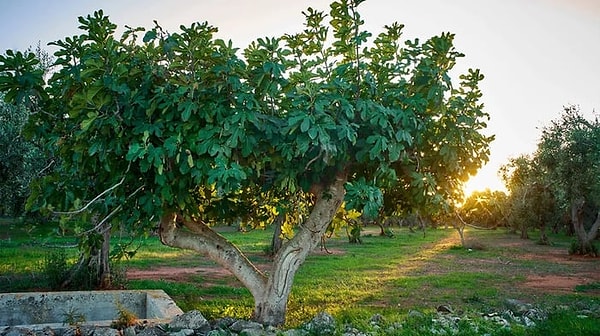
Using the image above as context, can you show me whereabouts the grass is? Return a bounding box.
[1,220,599,333]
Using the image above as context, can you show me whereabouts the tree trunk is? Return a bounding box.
[62,221,112,289]
[269,214,284,257]
[253,172,346,325]
[571,198,600,256]
[159,171,348,326]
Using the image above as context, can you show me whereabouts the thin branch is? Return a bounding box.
[77,184,144,236]
[37,159,55,176]
[53,163,131,215]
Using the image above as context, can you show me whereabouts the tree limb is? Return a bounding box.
[54,164,131,215]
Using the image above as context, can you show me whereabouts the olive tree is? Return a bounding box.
[0,0,492,325]
[537,106,600,255]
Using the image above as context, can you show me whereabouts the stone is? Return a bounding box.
[33,327,54,336]
[229,320,263,333]
[137,326,168,336]
[211,317,237,330]
[238,328,269,336]
[168,329,194,336]
[169,311,209,331]
[407,310,425,319]
[280,329,308,336]
[3,327,34,336]
[437,304,454,314]
[123,326,137,336]
[205,330,232,336]
[303,312,336,336]
[91,327,120,336]
[369,314,385,326]
[504,299,532,315]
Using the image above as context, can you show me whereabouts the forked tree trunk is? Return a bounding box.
[159,172,347,326]
[571,198,600,256]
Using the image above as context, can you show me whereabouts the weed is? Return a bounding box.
[62,307,86,327]
[111,302,138,329]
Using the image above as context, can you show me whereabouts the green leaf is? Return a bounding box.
[300,117,311,133]
[143,30,157,43]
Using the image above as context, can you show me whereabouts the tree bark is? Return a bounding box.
[571,198,600,256]
[159,171,348,326]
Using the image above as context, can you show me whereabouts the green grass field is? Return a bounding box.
[1,219,599,334]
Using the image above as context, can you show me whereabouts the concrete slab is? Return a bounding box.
[0,290,183,329]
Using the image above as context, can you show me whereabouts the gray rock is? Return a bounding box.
[91,328,119,336]
[168,329,194,336]
[137,326,168,336]
[229,320,263,333]
[211,317,237,330]
[505,299,532,315]
[369,314,385,326]
[206,330,233,336]
[280,329,308,336]
[303,312,336,336]
[63,327,94,336]
[169,311,209,331]
[4,327,34,336]
[239,328,270,336]
[123,326,137,336]
[407,310,425,319]
[34,327,55,336]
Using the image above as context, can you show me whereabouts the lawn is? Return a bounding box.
[1,219,599,334]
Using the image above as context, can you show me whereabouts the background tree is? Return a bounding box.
[499,155,556,243]
[0,44,52,217]
[460,189,509,229]
[0,0,492,325]
[537,105,600,255]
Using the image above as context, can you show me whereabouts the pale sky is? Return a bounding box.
[1,0,599,194]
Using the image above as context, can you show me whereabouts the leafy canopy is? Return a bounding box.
[0,0,492,231]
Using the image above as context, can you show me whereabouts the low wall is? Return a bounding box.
[0,290,183,329]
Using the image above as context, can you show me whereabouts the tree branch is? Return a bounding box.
[159,213,268,298]
[54,164,131,215]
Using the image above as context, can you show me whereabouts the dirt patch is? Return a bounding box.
[524,274,600,293]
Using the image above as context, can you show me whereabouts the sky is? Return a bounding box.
[1,0,599,194]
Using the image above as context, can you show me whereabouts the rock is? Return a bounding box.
[169,311,209,331]
[137,326,168,336]
[168,329,194,336]
[211,317,237,330]
[407,310,425,319]
[437,304,454,314]
[303,312,336,336]
[369,314,385,326]
[280,329,308,336]
[33,327,54,336]
[505,299,532,315]
[91,327,120,336]
[238,328,269,336]
[229,320,264,333]
[205,330,233,336]
[123,326,137,336]
[63,327,94,336]
[3,327,34,336]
